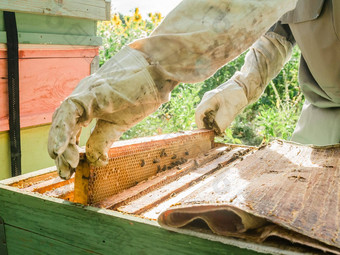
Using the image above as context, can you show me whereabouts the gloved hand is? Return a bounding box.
[195,32,293,134]
[48,47,170,179]
[195,81,248,135]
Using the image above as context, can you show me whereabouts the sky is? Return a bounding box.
[111,0,182,17]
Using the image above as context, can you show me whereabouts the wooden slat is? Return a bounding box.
[44,183,74,198]
[0,11,102,45]
[8,172,58,189]
[58,191,74,201]
[73,161,90,204]
[0,11,97,35]
[23,177,74,193]
[118,147,251,214]
[0,31,102,46]
[0,0,111,21]
[17,32,102,46]
[0,45,99,59]
[97,146,233,209]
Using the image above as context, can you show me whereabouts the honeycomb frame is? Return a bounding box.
[74,130,215,204]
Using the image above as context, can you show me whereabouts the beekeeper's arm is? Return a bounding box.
[48,0,298,179]
[195,22,295,134]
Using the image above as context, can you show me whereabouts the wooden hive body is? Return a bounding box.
[1,130,339,254]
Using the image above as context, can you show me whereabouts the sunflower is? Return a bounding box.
[133,8,142,22]
[112,14,122,26]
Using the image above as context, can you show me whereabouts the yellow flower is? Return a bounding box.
[155,12,162,22]
[133,13,142,22]
[112,14,122,26]
[149,12,163,25]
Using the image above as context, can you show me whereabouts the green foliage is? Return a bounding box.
[98,12,304,145]
[121,83,202,139]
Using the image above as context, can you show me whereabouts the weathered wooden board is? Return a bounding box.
[97,146,237,210]
[0,11,102,45]
[0,0,111,21]
[0,45,98,131]
[0,184,262,255]
[117,147,249,215]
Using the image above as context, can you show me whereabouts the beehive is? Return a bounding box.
[1,131,338,254]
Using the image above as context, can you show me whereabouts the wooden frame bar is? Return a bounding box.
[0,0,111,21]
[74,130,215,204]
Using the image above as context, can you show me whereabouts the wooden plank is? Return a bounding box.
[73,160,90,204]
[23,177,74,193]
[16,32,102,46]
[44,182,74,198]
[0,44,99,59]
[0,185,262,255]
[118,147,251,215]
[9,172,58,189]
[0,32,102,46]
[0,11,102,45]
[0,11,97,36]
[6,225,98,255]
[97,146,231,209]
[0,54,96,131]
[0,0,111,21]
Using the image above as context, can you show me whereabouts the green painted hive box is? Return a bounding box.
[0,0,111,180]
[0,132,325,255]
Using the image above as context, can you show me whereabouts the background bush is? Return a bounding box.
[98,9,304,146]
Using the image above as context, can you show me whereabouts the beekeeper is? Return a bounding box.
[48,0,338,180]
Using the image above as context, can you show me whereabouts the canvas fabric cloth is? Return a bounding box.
[282,0,340,145]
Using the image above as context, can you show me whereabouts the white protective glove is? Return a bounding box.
[48,47,172,179]
[195,32,294,134]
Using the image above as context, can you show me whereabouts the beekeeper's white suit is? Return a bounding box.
[48,0,339,179]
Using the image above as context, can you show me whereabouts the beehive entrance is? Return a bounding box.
[74,130,215,205]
